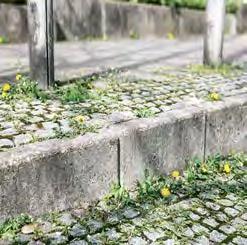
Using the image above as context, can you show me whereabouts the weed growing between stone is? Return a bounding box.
[0,75,97,104]
[0,214,32,241]
[105,152,247,208]
[187,64,243,78]
[134,108,155,118]
[54,81,93,103]
[0,152,246,244]
[1,75,49,102]
[0,67,246,151]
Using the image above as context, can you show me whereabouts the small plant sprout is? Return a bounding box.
[135,107,155,118]
[104,183,131,206]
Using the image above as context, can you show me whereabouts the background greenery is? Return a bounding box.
[119,0,242,13]
[0,0,243,13]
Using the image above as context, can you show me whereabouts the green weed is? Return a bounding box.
[12,76,49,101]
[104,183,132,207]
[129,30,139,40]
[0,214,32,240]
[134,107,155,118]
[69,117,98,135]
[188,64,243,77]
[55,80,93,103]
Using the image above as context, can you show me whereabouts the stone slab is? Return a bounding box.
[237,4,247,33]
[119,106,205,188]
[54,0,103,41]
[104,1,175,38]
[0,3,27,42]
[0,132,119,220]
[205,96,247,156]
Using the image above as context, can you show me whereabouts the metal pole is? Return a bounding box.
[204,0,226,66]
[27,0,54,89]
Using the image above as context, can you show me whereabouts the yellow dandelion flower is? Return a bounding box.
[223,163,231,174]
[167,32,175,40]
[171,170,180,178]
[16,74,22,81]
[2,83,11,92]
[209,92,221,101]
[74,115,85,124]
[160,187,171,198]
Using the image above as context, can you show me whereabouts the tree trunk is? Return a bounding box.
[204,0,226,67]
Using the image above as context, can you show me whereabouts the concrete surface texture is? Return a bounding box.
[238,4,247,33]
[1,35,247,83]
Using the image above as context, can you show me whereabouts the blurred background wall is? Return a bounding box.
[0,0,246,43]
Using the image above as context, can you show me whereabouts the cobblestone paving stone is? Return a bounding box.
[0,154,246,244]
[0,66,247,152]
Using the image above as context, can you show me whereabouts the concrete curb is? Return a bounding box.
[0,94,247,220]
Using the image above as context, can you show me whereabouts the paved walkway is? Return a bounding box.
[0,37,246,245]
[1,35,247,82]
[0,66,247,151]
[0,153,246,244]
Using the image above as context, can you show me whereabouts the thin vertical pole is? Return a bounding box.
[27,0,54,89]
[204,0,226,67]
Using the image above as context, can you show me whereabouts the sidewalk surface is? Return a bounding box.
[0,36,247,151]
[1,35,247,82]
[0,153,246,245]
[0,37,246,245]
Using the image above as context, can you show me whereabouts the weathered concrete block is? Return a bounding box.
[0,3,28,42]
[205,97,247,156]
[120,107,205,188]
[104,1,175,38]
[0,1,242,43]
[179,8,237,37]
[0,133,118,220]
[178,8,205,36]
[237,4,247,33]
[54,0,103,40]
[225,14,237,35]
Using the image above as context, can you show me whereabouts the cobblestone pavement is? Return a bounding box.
[0,65,247,151]
[0,153,246,244]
